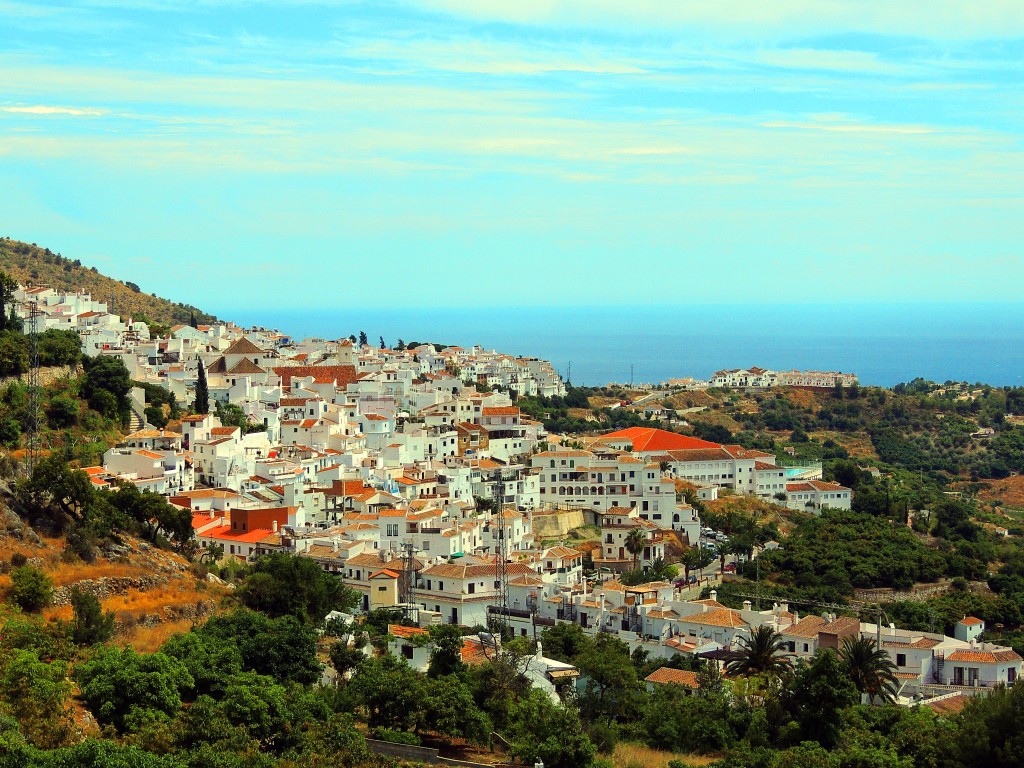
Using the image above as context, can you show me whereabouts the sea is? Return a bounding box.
[225,303,1024,389]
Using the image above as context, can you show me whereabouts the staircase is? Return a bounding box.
[128,405,145,431]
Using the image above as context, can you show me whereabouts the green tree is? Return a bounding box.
[69,588,115,646]
[81,355,132,422]
[955,680,1024,767]
[9,566,53,612]
[197,610,322,685]
[0,270,18,333]
[348,655,428,731]
[788,649,859,748]
[427,623,466,678]
[0,649,74,748]
[725,625,794,677]
[574,633,641,725]
[625,528,646,571]
[238,552,359,624]
[194,359,209,415]
[423,674,492,743]
[358,331,367,347]
[508,689,596,768]
[37,329,82,367]
[74,646,194,733]
[839,636,899,704]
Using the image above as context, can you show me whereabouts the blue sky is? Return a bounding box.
[1,1,1022,313]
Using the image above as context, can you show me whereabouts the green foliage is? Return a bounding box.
[80,355,132,423]
[75,646,194,733]
[952,683,1024,768]
[426,623,466,678]
[0,649,74,748]
[237,552,359,624]
[37,329,82,368]
[9,566,53,612]
[194,360,209,415]
[507,689,596,768]
[757,510,948,599]
[69,588,116,646]
[197,610,322,685]
[725,625,794,678]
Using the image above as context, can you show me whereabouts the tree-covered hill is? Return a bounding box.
[0,238,216,328]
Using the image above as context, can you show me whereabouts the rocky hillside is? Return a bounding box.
[0,237,216,328]
[0,503,228,653]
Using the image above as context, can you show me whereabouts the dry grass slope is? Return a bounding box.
[0,237,216,327]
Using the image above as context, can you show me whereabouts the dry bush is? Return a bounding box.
[611,743,719,768]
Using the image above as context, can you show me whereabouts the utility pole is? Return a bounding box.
[492,469,511,639]
[26,299,41,476]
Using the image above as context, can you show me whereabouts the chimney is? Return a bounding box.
[710,590,718,602]
[743,600,752,611]
[781,602,789,614]
[272,520,278,532]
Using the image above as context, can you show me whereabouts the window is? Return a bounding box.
[896,653,906,667]
[468,583,475,594]
[402,645,414,659]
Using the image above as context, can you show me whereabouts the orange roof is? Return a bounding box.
[959,616,984,626]
[482,406,520,416]
[645,667,700,688]
[679,608,748,629]
[388,624,428,639]
[598,427,720,453]
[947,649,1022,663]
[136,450,164,460]
[273,364,360,387]
[370,569,400,579]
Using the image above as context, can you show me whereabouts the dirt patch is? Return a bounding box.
[609,742,720,768]
[975,476,1024,508]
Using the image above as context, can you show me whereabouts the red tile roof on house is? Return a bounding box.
[645,667,700,688]
[959,616,984,626]
[224,336,264,355]
[388,624,428,639]
[273,365,360,387]
[598,427,720,453]
[482,406,520,416]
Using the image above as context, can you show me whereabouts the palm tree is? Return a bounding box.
[624,528,646,572]
[713,542,731,573]
[839,637,899,703]
[725,625,794,677]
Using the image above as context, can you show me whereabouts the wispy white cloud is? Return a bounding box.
[2,104,106,116]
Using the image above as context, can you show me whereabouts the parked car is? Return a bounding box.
[723,563,736,573]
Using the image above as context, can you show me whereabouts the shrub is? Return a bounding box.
[372,728,421,746]
[10,566,53,612]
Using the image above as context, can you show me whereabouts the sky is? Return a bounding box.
[1,1,1023,314]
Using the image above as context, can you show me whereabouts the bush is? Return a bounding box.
[9,566,53,612]
[372,728,421,746]
[11,552,27,567]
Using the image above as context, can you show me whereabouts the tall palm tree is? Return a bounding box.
[839,636,900,704]
[725,625,794,677]
[713,542,731,573]
[624,528,646,572]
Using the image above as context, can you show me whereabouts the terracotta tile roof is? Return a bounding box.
[370,569,400,579]
[388,624,428,639]
[364,413,389,421]
[224,337,263,355]
[959,616,984,626]
[722,445,776,460]
[679,608,748,628]
[273,365,360,387]
[783,615,827,638]
[135,449,163,460]
[421,562,538,579]
[461,638,490,665]
[947,649,1022,663]
[227,358,265,375]
[597,427,720,453]
[211,426,239,436]
[482,406,520,416]
[924,694,969,716]
[645,667,700,688]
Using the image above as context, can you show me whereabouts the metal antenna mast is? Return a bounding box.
[26,299,41,476]
[492,468,511,637]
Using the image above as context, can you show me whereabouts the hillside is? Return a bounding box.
[0,237,216,327]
